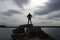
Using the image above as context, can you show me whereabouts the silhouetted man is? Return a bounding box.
[27,13,32,24]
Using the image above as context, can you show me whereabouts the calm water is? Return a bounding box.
[0,28,60,40]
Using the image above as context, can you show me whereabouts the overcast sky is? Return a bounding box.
[0,0,60,26]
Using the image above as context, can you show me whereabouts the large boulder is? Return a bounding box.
[26,27,41,33]
[19,24,33,28]
[12,24,33,34]
[11,24,55,40]
[12,27,25,34]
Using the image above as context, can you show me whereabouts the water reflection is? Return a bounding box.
[0,28,16,40]
[42,28,60,40]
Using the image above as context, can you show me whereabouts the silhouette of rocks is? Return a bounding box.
[12,24,33,34]
[11,24,54,40]
[0,25,7,27]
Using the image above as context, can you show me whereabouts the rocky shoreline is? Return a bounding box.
[11,24,55,40]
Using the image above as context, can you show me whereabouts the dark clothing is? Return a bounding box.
[27,13,32,24]
[27,14,32,19]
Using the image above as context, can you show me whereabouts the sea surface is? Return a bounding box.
[0,28,60,40]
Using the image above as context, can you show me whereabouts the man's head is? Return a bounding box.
[29,13,30,15]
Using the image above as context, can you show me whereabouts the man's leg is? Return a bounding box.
[30,19,32,24]
[28,19,29,24]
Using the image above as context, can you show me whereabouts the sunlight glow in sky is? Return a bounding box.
[30,0,49,7]
[24,0,49,15]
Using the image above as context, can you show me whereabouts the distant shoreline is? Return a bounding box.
[0,26,60,28]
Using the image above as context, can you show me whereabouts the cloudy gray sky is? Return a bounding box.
[0,0,60,26]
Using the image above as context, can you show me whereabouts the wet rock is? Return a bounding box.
[11,24,55,40]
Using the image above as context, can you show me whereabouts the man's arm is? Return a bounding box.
[31,15,32,18]
[27,15,28,18]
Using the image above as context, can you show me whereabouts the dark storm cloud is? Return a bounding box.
[13,0,29,7]
[47,13,60,19]
[47,0,60,11]
[1,18,7,20]
[34,9,50,15]
[48,15,60,19]
[34,0,60,15]
[1,10,21,16]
